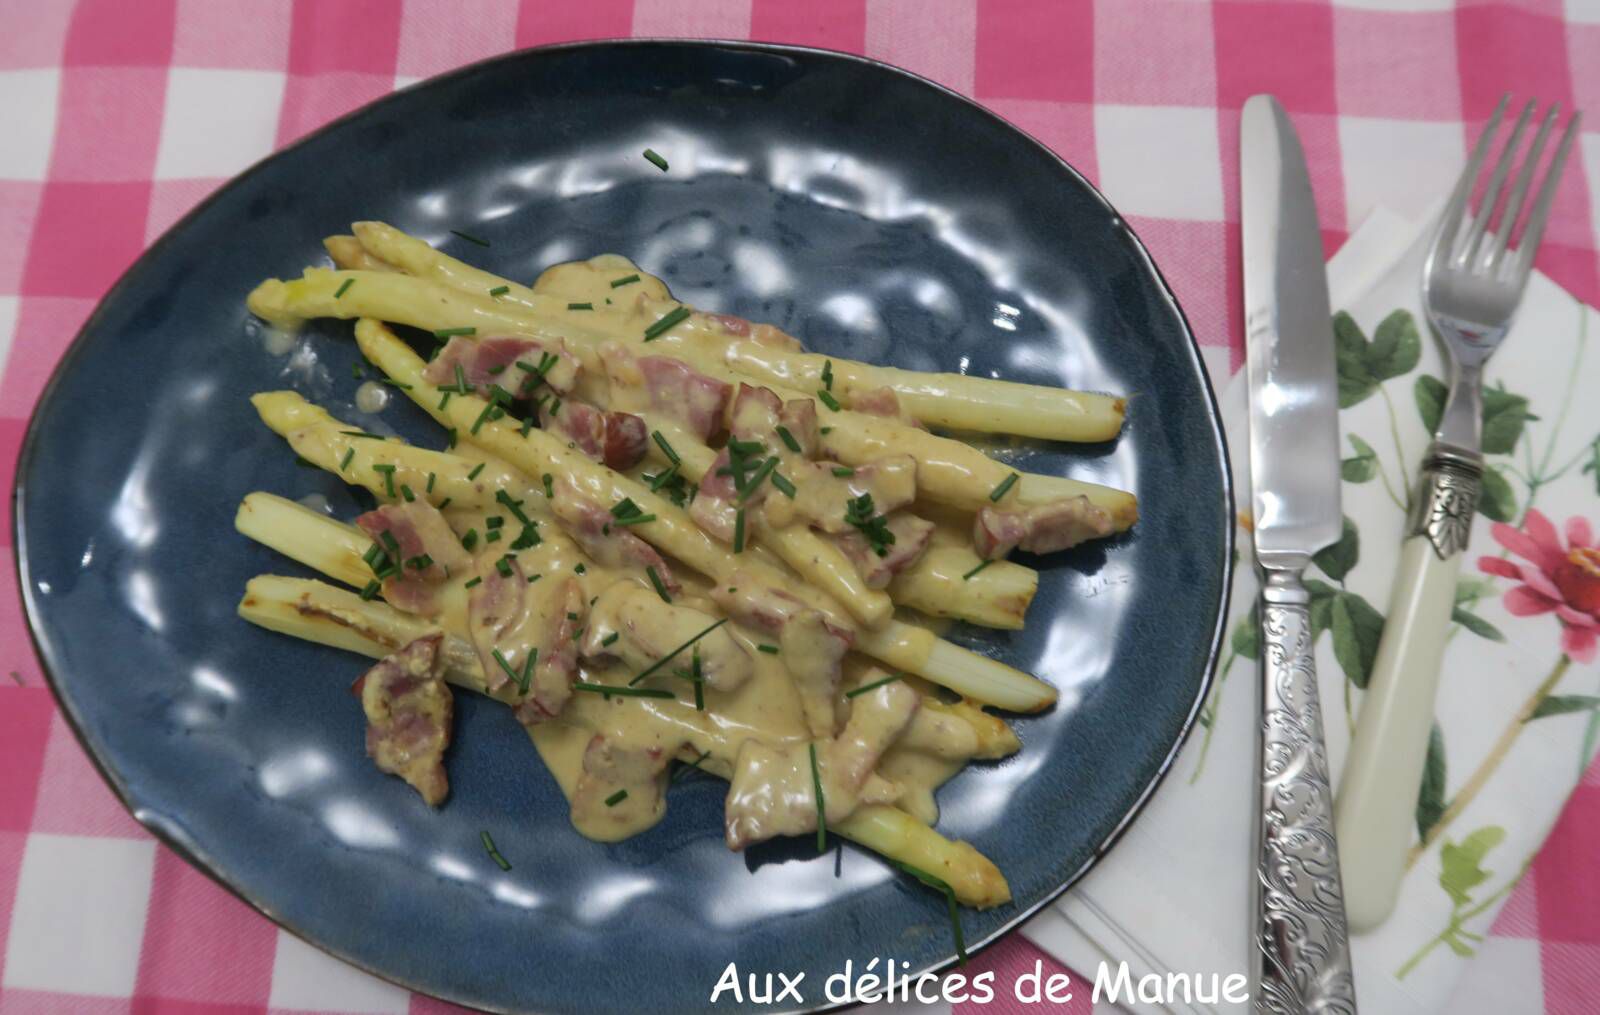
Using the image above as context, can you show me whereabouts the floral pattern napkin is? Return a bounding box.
[1023,206,1600,1014]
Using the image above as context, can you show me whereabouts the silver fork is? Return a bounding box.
[1335,94,1581,931]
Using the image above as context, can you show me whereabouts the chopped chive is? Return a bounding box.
[338,447,355,472]
[770,471,796,499]
[610,497,641,519]
[495,555,513,578]
[758,644,779,655]
[438,392,454,411]
[487,364,506,376]
[467,462,486,481]
[989,472,1019,502]
[485,529,501,543]
[462,529,478,551]
[547,397,562,417]
[527,573,542,584]
[846,673,903,698]
[451,229,489,247]
[613,513,655,527]
[821,359,834,391]
[488,285,510,297]
[831,465,854,478]
[433,326,477,339]
[610,274,641,288]
[334,277,355,299]
[542,473,555,498]
[425,472,436,493]
[574,562,586,575]
[480,829,511,870]
[739,457,779,503]
[519,649,537,694]
[381,378,413,390]
[642,148,669,171]
[464,575,482,588]
[817,389,841,411]
[359,579,381,600]
[775,425,802,453]
[732,509,746,553]
[496,489,530,524]
[809,742,826,852]
[452,363,469,394]
[446,426,458,449]
[605,788,629,807]
[894,862,966,965]
[672,749,712,782]
[438,496,452,509]
[601,631,620,647]
[692,647,704,711]
[961,560,994,581]
[351,363,364,380]
[651,431,680,465]
[491,648,521,687]
[510,523,541,550]
[567,301,593,311]
[574,682,675,700]
[647,565,671,603]
[821,426,833,435]
[643,306,691,342]
[340,429,385,440]
[628,618,729,686]
[400,484,415,502]
[372,463,397,498]
[521,414,534,437]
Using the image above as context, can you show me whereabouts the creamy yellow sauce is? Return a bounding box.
[342,256,990,844]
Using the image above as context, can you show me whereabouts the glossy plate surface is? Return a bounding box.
[15,41,1231,1014]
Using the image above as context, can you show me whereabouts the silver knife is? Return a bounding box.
[1240,93,1357,1014]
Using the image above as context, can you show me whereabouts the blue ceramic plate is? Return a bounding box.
[15,41,1231,1014]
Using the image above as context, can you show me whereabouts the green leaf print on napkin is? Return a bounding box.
[1398,826,1525,979]
[1341,434,1379,483]
[1414,376,1534,455]
[1416,723,1448,840]
[1527,694,1600,720]
[1331,591,1385,689]
[1313,517,1360,582]
[1336,310,1422,408]
[1477,464,1518,522]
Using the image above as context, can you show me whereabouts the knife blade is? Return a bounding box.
[1242,96,1341,562]
[1239,93,1356,1013]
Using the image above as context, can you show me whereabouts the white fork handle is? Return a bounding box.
[1335,536,1461,930]
[1335,449,1478,931]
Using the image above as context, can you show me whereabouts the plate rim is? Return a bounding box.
[10,37,1235,1014]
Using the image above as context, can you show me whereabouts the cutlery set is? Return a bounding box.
[1239,93,1579,1011]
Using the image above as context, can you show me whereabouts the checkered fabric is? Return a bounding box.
[1,2,1597,1012]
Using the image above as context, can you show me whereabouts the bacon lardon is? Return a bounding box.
[421,336,579,396]
[830,513,935,589]
[549,477,680,592]
[539,398,649,472]
[973,495,1115,559]
[355,502,471,617]
[358,634,453,806]
[569,734,672,840]
[723,679,919,850]
[513,578,586,725]
[600,343,733,442]
[712,571,852,737]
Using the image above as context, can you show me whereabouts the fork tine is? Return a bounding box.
[1432,94,1509,265]
[1488,103,1558,271]
[1461,99,1534,269]
[1512,110,1581,280]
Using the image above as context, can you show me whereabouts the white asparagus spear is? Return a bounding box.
[350,219,1124,442]
[247,268,1137,523]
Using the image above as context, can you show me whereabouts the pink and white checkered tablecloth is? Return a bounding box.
[1,2,1597,1012]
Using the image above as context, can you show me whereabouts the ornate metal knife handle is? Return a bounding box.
[1252,569,1357,1014]
[1407,444,1482,560]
